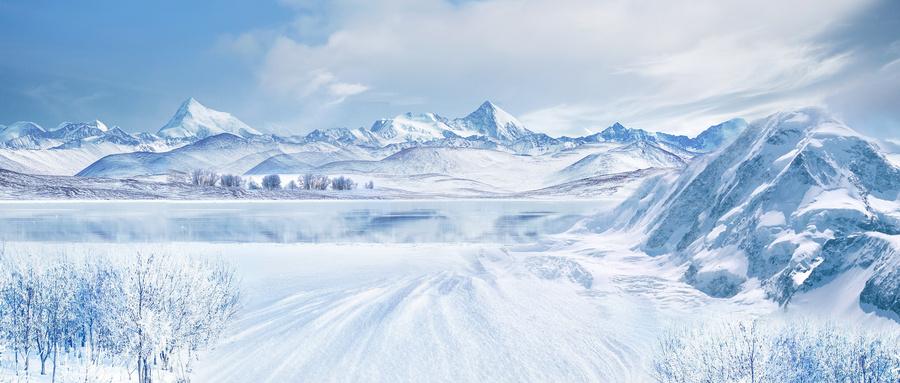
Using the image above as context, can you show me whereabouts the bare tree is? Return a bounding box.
[302,174,330,190]
[331,176,356,191]
[261,174,281,190]
[220,174,244,188]
[190,169,219,187]
[0,252,241,383]
[652,320,900,383]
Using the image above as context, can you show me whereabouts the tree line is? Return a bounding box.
[171,170,374,192]
[0,249,241,383]
[652,319,899,382]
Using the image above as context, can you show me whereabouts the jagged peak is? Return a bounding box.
[54,120,109,132]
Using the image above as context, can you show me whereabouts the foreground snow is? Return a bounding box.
[5,230,896,382]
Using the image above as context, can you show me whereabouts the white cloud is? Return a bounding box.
[235,0,878,135]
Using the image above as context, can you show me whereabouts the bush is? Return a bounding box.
[301,174,329,190]
[261,174,281,190]
[248,180,261,190]
[652,319,900,383]
[190,169,219,187]
[220,174,244,188]
[365,180,374,189]
[331,176,356,191]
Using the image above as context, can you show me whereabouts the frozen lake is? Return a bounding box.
[0,200,607,243]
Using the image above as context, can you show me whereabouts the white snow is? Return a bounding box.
[757,210,786,227]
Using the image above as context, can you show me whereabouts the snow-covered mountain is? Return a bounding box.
[586,119,747,153]
[359,101,531,146]
[453,101,532,141]
[606,108,900,316]
[1,98,749,195]
[0,121,48,149]
[157,98,261,140]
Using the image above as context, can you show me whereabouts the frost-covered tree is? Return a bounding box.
[0,251,240,383]
[190,169,219,187]
[365,180,374,189]
[286,180,299,190]
[652,319,900,383]
[331,176,356,191]
[248,179,261,190]
[220,174,244,188]
[262,174,281,190]
[301,174,330,190]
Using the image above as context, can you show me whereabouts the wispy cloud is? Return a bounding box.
[224,0,895,136]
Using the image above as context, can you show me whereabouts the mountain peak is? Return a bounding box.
[92,120,109,132]
[457,100,531,141]
[478,100,499,110]
[158,98,260,140]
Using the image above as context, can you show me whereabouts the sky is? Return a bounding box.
[1,0,898,139]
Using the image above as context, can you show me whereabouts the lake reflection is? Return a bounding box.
[0,200,604,243]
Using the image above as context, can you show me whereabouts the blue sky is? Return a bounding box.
[2,0,899,139]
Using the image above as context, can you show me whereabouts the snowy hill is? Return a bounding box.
[556,139,686,182]
[607,108,900,316]
[0,120,185,175]
[157,98,261,140]
[78,133,277,177]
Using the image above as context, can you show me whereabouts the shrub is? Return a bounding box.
[261,174,281,190]
[190,169,219,187]
[331,176,356,191]
[220,174,244,188]
[301,174,329,190]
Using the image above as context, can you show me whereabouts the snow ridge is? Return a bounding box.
[608,107,900,317]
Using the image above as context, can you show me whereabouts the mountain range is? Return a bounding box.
[0,98,748,195]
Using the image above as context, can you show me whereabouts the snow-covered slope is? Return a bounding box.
[246,145,373,174]
[157,98,260,140]
[78,133,276,177]
[48,120,110,141]
[0,121,48,149]
[556,139,686,182]
[0,141,150,176]
[608,108,900,317]
[369,112,468,145]
[685,118,748,152]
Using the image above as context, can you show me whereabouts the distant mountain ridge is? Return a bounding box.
[1,98,742,154]
[1,98,749,181]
